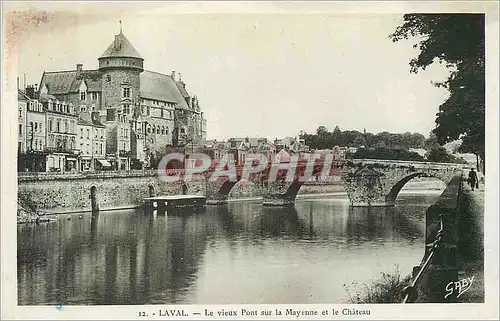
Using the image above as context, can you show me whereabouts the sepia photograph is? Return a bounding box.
[1,1,499,319]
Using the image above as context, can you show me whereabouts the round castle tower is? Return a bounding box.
[98,29,144,122]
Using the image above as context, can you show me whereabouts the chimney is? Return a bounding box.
[34,84,38,92]
[171,71,176,79]
[76,64,83,72]
[26,85,35,99]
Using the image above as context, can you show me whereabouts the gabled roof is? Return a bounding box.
[77,118,93,127]
[176,81,190,99]
[18,90,30,102]
[91,113,106,128]
[72,70,102,92]
[99,32,143,60]
[41,71,77,95]
[140,70,189,109]
[38,92,58,102]
[40,69,102,95]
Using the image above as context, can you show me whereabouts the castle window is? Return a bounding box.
[106,75,111,82]
[152,125,156,134]
[161,126,165,135]
[123,88,130,98]
[123,104,130,115]
[161,109,164,118]
[80,105,86,112]
[34,122,38,132]
[156,127,160,134]
[56,120,60,133]
[80,91,86,101]
[166,127,169,135]
[49,119,53,132]
[91,92,99,100]
[80,128,83,139]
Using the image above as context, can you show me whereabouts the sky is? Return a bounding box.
[9,3,453,141]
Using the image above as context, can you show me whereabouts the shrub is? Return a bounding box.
[343,265,411,303]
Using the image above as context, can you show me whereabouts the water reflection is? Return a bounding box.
[18,193,439,305]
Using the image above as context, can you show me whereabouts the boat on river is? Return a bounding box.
[143,195,207,212]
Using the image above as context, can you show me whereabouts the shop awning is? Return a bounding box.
[66,158,77,161]
[97,159,112,167]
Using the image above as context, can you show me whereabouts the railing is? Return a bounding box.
[401,174,463,303]
[350,158,466,168]
[401,214,445,303]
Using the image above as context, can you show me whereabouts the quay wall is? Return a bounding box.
[17,171,206,214]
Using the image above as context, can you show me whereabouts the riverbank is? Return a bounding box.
[353,176,485,304]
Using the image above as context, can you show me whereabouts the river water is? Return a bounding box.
[17,191,441,305]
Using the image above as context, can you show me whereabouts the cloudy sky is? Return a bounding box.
[8,2,454,141]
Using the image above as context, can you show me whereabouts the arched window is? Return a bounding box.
[161,126,165,135]
[152,125,156,134]
[156,126,160,134]
[147,126,151,134]
[165,127,169,135]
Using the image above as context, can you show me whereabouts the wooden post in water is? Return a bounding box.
[90,186,99,213]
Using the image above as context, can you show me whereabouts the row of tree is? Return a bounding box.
[301,126,429,151]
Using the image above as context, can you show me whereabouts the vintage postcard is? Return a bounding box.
[1,1,499,320]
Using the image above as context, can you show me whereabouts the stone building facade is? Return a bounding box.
[29,29,207,170]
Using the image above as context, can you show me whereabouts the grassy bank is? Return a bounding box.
[344,265,411,304]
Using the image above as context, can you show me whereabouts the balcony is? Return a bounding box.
[45,147,80,154]
[119,150,133,157]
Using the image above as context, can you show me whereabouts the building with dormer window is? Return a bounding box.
[27,28,207,170]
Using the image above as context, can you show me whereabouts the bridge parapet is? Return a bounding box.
[342,160,464,207]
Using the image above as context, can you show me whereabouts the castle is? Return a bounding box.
[20,29,207,171]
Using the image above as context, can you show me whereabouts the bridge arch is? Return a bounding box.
[385,172,446,205]
[341,160,463,207]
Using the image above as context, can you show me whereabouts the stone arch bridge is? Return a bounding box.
[179,159,464,207]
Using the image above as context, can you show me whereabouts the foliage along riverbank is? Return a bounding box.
[344,265,411,304]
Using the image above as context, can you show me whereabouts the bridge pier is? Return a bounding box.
[262,181,302,206]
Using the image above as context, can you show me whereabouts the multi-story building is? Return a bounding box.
[75,112,109,171]
[29,85,79,172]
[30,28,207,170]
[17,90,28,153]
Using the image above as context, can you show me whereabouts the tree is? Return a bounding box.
[424,132,440,151]
[426,146,468,164]
[390,14,485,172]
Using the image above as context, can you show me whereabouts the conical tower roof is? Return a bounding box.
[99,31,143,60]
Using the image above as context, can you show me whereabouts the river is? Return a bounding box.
[17,190,441,305]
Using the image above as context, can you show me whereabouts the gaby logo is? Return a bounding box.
[444,276,474,299]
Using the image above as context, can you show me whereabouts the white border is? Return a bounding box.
[2,1,499,320]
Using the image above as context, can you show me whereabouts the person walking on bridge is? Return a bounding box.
[468,168,479,191]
